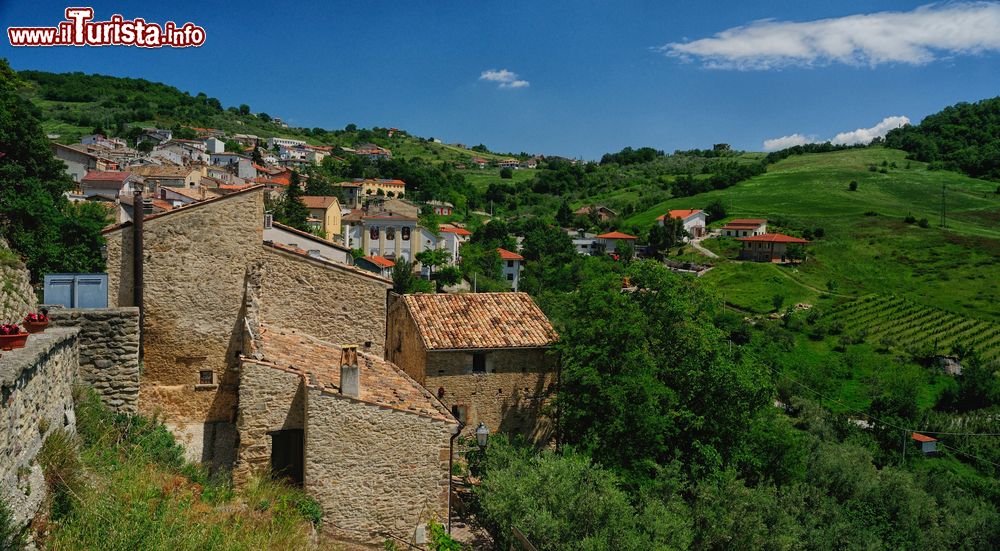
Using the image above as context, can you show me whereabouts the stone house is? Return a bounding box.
[386,292,559,442]
[103,186,392,467]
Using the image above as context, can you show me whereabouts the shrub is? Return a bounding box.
[849,180,859,191]
[864,210,878,217]
[917,218,930,228]
[0,499,27,551]
[904,213,916,224]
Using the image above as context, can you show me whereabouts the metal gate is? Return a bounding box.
[43,273,108,308]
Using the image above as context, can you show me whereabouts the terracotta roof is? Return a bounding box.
[82,170,131,182]
[253,325,455,423]
[439,227,472,236]
[301,196,339,209]
[725,218,767,225]
[363,255,395,268]
[911,432,937,443]
[400,292,558,350]
[498,248,523,261]
[737,233,809,244]
[657,209,703,221]
[596,231,637,240]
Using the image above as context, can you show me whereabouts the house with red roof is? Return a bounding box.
[737,233,809,263]
[911,433,938,455]
[657,209,707,239]
[356,255,395,278]
[595,231,637,255]
[498,248,524,290]
[722,218,768,237]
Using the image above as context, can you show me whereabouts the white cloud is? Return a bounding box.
[479,69,530,89]
[763,133,817,151]
[660,2,1000,69]
[830,115,910,145]
[762,115,910,150]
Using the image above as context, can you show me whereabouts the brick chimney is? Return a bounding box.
[340,345,360,398]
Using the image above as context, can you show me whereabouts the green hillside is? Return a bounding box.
[626,148,1000,320]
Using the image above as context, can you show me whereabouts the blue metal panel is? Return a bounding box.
[42,273,108,308]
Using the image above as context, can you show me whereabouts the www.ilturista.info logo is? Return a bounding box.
[7,8,205,48]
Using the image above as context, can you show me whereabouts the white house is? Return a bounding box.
[263,218,353,265]
[498,248,523,291]
[210,152,257,179]
[267,137,307,149]
[595,231,637,255]
[658,209,707,240]
[722,219,768,238]
[204,137,225,154]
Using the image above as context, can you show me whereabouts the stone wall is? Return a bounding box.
[257,245,390,355]
[0,328,79,529]
[385,297,428,384]
[0,239,37,325]
[233,359,304,482]
[47,307,140,414]
[304,386,453,546]
[103,188,264,465]
[426,348,558,442]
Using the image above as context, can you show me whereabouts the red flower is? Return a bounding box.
[24,312,48,323]
[0,324,21,335]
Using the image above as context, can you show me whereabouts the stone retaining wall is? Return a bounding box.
[0,328,79,529]
[47,307,141,414]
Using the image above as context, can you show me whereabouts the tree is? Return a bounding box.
[648,219,687,259]
[849,180,858,191]
[555,261,771,484]
[500,167,513,179]
[391,259,432,294]
[704,198,727,222]
[556,200,574,227]
[344,123,358,132]
[0,59,106,281]
[785,243,805,262]
[251,146,264,166]
[415,248,451,277]
[772,294,785,312]
[277,171,309,231]
[617,240,635,262]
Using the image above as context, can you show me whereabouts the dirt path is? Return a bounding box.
[689,236,719,259]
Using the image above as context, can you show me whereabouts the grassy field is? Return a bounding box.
[460,167,538,192]
[625,148,1000,320]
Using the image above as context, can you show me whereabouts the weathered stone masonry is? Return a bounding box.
[0,328,79,529]
[47,307,140,414]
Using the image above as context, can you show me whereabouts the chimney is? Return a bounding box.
[340,345,360,398]
[142,198,154,215]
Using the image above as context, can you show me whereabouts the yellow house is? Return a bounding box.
[301,196,342,239]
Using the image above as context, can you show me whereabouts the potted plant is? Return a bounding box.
[23,312,49,333]
[0,324,28,350]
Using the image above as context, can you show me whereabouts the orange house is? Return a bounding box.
[737,233,809,262]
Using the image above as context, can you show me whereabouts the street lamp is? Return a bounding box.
[475,422,489,449]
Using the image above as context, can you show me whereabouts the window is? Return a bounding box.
[402,227,411,241]
[370,226,379,240]
[199,370,214,385]
[386,227,395,241]
[473,353,486,373]
[506,273,514,281]
[451,405,468,424]
[507,260,514,268]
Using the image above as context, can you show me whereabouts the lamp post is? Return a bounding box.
[475,422,489,449]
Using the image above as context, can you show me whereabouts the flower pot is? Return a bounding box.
[23,320,48,334]
[0,333,28,351]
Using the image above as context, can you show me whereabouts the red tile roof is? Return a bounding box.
[300,196,339,209]
[596,231,637,240]
[726,218,767,225]
[82,170,131,182]
[911,432,937,443]
[498,248,523,261]
[363,255,395,268]
[656,209,703,221]
[400,292,558,350]
[439,227,472,236]
[252,325,455,423]
[737,233,809,244]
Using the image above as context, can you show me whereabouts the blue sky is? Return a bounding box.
[3,1,1000,159]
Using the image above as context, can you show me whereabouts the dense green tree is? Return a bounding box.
[500,167,513,179]
[704,198,727,222]
[647,219,687,258]
[555,199,573,227]
[0,59,105,281]
[276,171,309,231]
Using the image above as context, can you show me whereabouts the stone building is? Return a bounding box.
[386,292,559,442]
[102,186,392,466]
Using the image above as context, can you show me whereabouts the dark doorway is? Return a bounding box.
[270,429,304,485]
[473,352,486,373]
